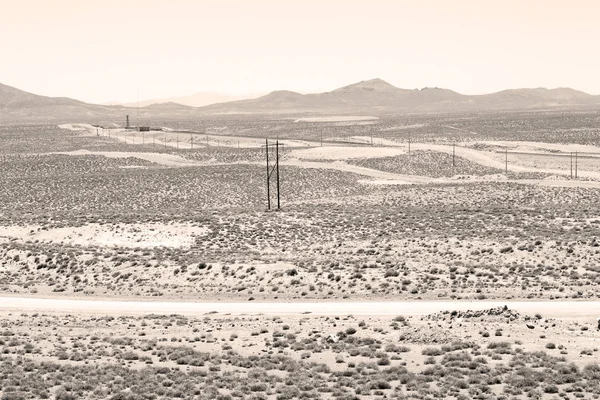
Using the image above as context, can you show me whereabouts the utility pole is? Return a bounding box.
[264,139,281,210]
[276,140,280,210]
[452,143,456,174]
[190,133,193,150]
[408,133,411,153]
[266,139,271,210]
[505,146,508,174]
[570,152,573,179]
[164,135,167,149]
[575,151,578,179]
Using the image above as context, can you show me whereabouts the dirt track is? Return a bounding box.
[1,297,599,317]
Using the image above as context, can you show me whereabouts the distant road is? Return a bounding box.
[0,297,599,318]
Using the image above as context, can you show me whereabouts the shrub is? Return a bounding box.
[422,348,443,357]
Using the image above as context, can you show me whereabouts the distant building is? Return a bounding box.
[138,126,150,132]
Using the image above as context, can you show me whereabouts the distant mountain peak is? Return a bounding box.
[263,90,304,99]
[333,78,398,92]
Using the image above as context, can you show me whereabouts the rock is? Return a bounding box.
[526,324,535,329]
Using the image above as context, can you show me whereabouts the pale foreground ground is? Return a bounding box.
[1,302,599,399]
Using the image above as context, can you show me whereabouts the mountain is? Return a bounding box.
[0,83,198,122]
[199,79,599,114]
[1,79,599,121]
[116,92,262,108]
[143,102,195,111]
[0,82,85,109]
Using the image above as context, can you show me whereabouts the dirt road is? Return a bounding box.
[1,297,599,317]
[411,143,600,180]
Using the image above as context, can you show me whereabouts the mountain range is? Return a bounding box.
[1,79,599,121]
[108,92,264,108]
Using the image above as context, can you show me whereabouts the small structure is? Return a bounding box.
[138,126,150,132]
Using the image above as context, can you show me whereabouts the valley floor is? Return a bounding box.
[1,116,600,399]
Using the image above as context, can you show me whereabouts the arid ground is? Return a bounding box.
[1,110,600,399]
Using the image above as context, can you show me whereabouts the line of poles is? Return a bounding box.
[570,151,578,179]
[94,129,587,181]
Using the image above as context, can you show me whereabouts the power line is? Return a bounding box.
[263,139,282,210]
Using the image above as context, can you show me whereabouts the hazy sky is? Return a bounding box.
[1,0,599,103]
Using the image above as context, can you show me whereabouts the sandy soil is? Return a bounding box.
[58,123,96,132]
[348,136,409,147]
[0,222,207,249]
[51,149,203,167]
[474,140,600,155]
[288,146,406,160]
[280,159,432,182]
[1,297,600,318]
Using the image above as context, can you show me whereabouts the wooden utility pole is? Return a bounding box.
[575,151,578,179]
[452,143,456,174]
[264,139,281,210]
[570,152,573,179]
[190,133,193,150]
[266,139,271,210]
[505,146,508,174]
[452,143,456,166]
[276,140,281,210]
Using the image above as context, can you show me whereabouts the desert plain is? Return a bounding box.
[1,110,600,399]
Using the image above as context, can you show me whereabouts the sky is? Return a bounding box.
[1,0,599,103]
